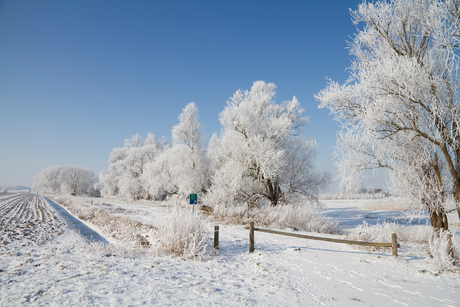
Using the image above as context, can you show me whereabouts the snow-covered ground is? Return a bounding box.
[1,194,459,306]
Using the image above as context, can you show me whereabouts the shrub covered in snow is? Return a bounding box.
[427,231,459,273]
[155,206,210,259]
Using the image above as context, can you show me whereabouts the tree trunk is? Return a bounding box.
[430,209,449,232]
[265,179,282,207]
[453,186,460,220]
[427,158,451,232]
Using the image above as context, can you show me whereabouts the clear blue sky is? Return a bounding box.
[0,0,386,191]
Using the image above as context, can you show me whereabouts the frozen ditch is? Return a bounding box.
[44,197,108,244]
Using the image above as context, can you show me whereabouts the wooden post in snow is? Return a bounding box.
[249,222,254,253]
[214,226,219,249]
[392,233,398,257]
[447,233,453,258]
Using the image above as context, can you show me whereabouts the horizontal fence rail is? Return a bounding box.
[247,222,400,256]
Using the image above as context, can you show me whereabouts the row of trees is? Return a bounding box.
[95,102,208,201]
[32,165,99,196]
[316,0,460,231]
[96,81,331,206]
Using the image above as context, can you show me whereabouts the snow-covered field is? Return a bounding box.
[0,193,63,246]
[1,194,459,306]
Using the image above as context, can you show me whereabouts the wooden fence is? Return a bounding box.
[247,222,400,257]
[212,223,455,259]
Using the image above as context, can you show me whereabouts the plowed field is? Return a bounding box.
[0,193,64,246]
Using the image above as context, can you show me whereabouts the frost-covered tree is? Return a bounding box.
[143,103,209,199]
[207,81,330,207]
[60,165,98,196]
[95,170,119,197]
[316,0,460,231]
[340,177,363,196]
[32,165,98,196]
[365,186,375,194]
[99,133,166,200]
[142,145,176,199]
[32,165,63,194]
[172,102,205,152]
[171,102,209,196]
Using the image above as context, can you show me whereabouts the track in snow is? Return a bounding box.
[0,193,64,246]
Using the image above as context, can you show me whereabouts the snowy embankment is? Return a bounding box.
[45,197,107,244]
[1,194,459,306]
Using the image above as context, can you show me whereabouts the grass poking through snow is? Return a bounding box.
[210,203,340,234]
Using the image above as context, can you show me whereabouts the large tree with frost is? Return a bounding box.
[170,102,209,196]
[208,81,330,207]
[32,165,63,194]
[143,102,209,199]
[60,165,98,196]
[316,0,460,231]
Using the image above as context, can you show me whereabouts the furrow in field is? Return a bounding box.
[32,195,42,221]
[16,195,32,221]
[0,193,64,246]
[0,195,23,218]
[5,197,29,223]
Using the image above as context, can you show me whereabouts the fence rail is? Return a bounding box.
[247,222,400,256]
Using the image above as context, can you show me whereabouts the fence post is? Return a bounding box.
[392,233,398,257]
[249,222,254,253]
[447,233,453,258]
[214,225,219,249]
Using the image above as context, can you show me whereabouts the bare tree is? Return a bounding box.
[316,0,460,231]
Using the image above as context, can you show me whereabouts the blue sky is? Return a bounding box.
[0,0,386,191]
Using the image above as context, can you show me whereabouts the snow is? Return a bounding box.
[322,199,431,230]
[1,194,459,306]
[45,197,107,244]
